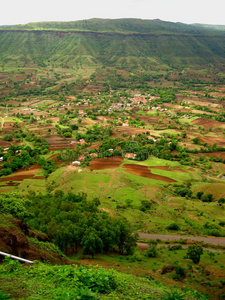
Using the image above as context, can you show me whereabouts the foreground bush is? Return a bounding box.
[0,259,208,300]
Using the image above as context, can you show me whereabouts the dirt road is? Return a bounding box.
[138,233,225,246]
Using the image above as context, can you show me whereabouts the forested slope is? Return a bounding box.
[0,18,225,70]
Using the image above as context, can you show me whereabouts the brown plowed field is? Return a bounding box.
[201,152,225,160]
[197,136,225,147]
[0,174,44,181]
[191,118,225,129]
[191,110,215,115]
[149,166,187,172]
[0,164,44,183]
[187,168,195,171]
[112,126,147,138]
[45,136,77,151]
[123,164,176,182]
[87,157,123,170]
[0,140,11,148]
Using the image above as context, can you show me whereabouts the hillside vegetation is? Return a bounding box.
[5,18,225,35]
[0,19,225,70]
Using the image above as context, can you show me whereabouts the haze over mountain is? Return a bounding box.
[0,18,225,71]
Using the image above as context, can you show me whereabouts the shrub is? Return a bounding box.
[3,134,13,141]
[219,221,225,227]
[140,199,152,212]
[0,291,10,300]
[161,291,185,300]
[218,198,225,203]
[173,266,186,280]
[201,193,213,202]
[175,187,192,198]
[70,124,79,130]
[167,223,180,231]
[203,222,223,236]
[187,245,203,264]
[192,137,200,144]
[196,191,203,199]
[130,253,144,262]
[169,244,182,251]
[145,245,158,258]
[63,132,72,138]
[78,266,117,293]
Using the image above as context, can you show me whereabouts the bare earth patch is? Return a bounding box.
[87,157,123,170]
[0,164,44,183]
[45,135,77,151]
[149,166,187,172]
[191,118,225,129]
[201,152,225,160]
[123,164,176,182]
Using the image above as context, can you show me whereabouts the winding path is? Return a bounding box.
[138,233,225,246]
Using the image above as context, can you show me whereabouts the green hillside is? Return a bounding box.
[5,18,225,35]
[0,18,225,71]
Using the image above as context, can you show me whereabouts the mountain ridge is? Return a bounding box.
[0,18,224,71]
[2,18,225,35]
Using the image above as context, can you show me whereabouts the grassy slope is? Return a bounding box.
[0,19,225,70]
[14,156,225,236]
[0,260,208,300]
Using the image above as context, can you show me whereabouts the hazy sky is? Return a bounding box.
[1,0,225,26]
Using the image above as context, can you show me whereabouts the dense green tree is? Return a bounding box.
[115,219,137,254]
[201,193,213,202]
[3,134,13,141]
[82,228,104,258]
[187,245,203,264]
[196,191,204,199]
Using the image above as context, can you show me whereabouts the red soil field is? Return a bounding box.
[123,164,176,182]
[201,152,225,160]
[0,164,44,183]
[112,126,148,138]
[149,166,187,172]
[197,136,225,147]
[0,140,11,148]
[187,168,195,171]
[45,136,77,151]
[87,157,123,170]
[191,118,224,129]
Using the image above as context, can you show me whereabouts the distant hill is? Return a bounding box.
[0,18,224,71]
[5,18,225,35]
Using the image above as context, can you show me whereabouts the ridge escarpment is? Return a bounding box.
[0,28,225,70]
[0,28,224,38]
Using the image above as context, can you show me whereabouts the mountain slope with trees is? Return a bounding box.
[0,18,225,71]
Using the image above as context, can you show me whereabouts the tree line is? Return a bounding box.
[0,191,137,258]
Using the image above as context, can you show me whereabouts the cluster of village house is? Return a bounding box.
[69,94,160,166]
[108,94,160,112]
[71,135,157,166]
[63,94,161,115]
[2,95,161,166]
